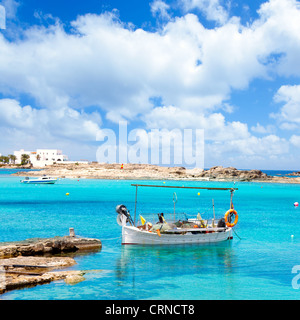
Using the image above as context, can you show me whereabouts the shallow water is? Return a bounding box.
[0,170,300,300]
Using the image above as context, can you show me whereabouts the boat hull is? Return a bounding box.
[21,180,57,184]
[122,226,232,245]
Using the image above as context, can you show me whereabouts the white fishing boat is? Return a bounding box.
[116,184,239,245]
[20,175,57,184]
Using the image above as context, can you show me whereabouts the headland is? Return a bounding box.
[10,163,300,183]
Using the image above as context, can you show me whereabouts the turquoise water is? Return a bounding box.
[1,170,300,300]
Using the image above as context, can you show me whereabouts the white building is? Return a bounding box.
[14,149,68,167]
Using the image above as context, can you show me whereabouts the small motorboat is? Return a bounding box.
[20,175,57,184]
[116,184,239,245]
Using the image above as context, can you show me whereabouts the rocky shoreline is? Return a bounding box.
[0,232,102,295]
[0,235,102,259]
[0,256,85,293]
[286,171,300,176]
[11,163,300,184]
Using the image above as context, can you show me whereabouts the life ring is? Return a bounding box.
[224,209,238,227]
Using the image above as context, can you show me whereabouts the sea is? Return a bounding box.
[0,168,300,300]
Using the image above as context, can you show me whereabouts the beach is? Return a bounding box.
[10,163,300,184]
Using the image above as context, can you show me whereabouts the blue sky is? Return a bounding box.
[1,0,300,170]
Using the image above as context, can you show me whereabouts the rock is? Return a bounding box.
[196,166,269,181]
[286,171,300,176]
[0,256,80,294]
[64,273,86,285]
[0,234,102,295]
[0,256,76,269]
[0,236,102,259]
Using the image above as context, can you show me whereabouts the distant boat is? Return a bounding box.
[116,184,239,245]
[20,176,57,184]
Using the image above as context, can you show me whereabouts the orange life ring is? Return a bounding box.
[224,209,238,227]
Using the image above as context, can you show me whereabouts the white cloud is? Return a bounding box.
[271,84,300,124]
[290,135,300,147]
[228,135,289,156]
[279,122,299,131]
[0,98,101,142]
[1,1,300,119]
[211,108,291,165]
[255,0,300,77]
[179,0,229,25]
[206,134,289,169]
[251,122,275,134]
[0,0,300,165]
[0,0,19,19]
[150,0,171,20]
[143,105,291,167]
[143,105,249,141]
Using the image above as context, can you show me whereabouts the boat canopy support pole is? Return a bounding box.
[134,185,138,226]
[173,192,177,222]
[230,189,234,209]
[212,199,215,227]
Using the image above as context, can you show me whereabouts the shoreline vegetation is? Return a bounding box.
[6,163,300,184]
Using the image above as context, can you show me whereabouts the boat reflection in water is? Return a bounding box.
[115,242,236,299]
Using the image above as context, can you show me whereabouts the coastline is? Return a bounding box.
[9,163,300,184]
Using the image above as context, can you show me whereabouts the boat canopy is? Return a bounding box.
[131,184,238,191]
[130,184,238,225]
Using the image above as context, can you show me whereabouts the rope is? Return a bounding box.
[233,228,242,240]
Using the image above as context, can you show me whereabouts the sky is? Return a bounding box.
[0,0,300,169]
